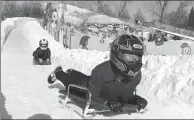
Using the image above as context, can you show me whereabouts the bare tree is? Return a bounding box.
[1,1,19,18]
[103,4,115,17]
[167,1,190,27]
[0,1,6,14]
[0,1,6,20]
[84,1,95,11]
[111,1,129,18]
[92,1,106,14]
[30,2,44,18]
[134,8,146,22]
[119,7,131,20]
[174,1,190,25]
[147,0,169,23]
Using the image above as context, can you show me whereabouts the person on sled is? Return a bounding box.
[48,34,147,114]
[33,39,51,65]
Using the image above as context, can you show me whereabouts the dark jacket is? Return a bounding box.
[33,47,51,60]
[87,60,142,104]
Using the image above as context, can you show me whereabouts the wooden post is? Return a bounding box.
[69,29,72,49]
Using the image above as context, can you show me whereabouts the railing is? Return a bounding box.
[143,22,194,38]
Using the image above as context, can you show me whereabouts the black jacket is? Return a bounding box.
[33,47,51,60]
[87,60,142,104]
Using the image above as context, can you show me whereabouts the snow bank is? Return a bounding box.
[87,14,124,24]
[22,19,194,108]
[66,4,91,14]
[1,17,36,51]
[1,18,18,51]
[63,4,92,25]
[63,4,124,25]
[140,55,194,106]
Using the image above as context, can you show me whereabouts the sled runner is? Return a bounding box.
[59,84,148,119]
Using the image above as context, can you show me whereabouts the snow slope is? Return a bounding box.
[62,4,124,25]
[1,18,194,119]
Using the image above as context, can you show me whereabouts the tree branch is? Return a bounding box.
[118,1,127,17]
[111,3,119,13]
[147,7,161,17]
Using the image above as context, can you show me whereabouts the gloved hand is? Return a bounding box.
[134,95,148,111]
[39,58,43,63]
[107,100,124,114]
[46,58,50,63]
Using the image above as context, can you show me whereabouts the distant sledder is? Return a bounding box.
[48,34,148,118]
[33,39,51,65]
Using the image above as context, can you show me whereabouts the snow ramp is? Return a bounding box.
[1,18,194,119]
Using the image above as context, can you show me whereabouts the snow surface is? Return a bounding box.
[62,4,124,25]
[87,14,124,24]
[1,18,194,119]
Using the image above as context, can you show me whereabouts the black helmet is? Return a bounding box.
[110,34,144,74]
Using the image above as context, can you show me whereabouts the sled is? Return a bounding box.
[59,84,147,119]
[33,57,51,65]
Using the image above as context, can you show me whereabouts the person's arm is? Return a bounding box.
[135,71,142,86]
[133,72,148,111]
[33,48,39,57]
[88,69,106,104]
[47,48,51,58]
[127,71,142,104]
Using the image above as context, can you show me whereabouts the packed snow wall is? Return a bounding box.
[1,17,36,51]
[1,18,17,51]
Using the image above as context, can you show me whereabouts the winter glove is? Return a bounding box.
[46,58,50,63]
[39,58,43,63]
[107,100,124,114]
[134,95,148,111]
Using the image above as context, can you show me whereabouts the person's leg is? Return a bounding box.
[48,66,75,88]
[48,66,90,88]
[66,69,90,85]
[48,66,90,98]
[55,71,78,88]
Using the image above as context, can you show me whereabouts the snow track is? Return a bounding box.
[1,18,194,119]
[1,27,79,119]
